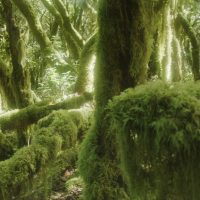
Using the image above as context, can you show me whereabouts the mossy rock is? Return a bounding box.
[108,81,200,199]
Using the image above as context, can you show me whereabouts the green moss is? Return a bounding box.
[0,132,17,161]
[79,1,167,199]
[37,110,79,149]
[0,110,84,199]
[50,147,78,190]
[108,81,200,199]
[177,14,200,80]
[0,144,48,199]
[79,122,130,200]
[75,34,96,94]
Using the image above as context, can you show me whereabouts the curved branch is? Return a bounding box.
[41,0,80,58]
[52,0,84,48]
[75,33,96,94]
[11,0,51,49]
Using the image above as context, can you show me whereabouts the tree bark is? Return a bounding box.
[1,0,32,108]
[177,14,200,81]
[0,60,15,109]
[79,0,165,199]
[74,33,96,94]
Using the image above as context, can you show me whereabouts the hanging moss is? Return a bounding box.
[171,36,182,82]
[148,32,161,79]
[176,14,200,81]
[108,81,200,199]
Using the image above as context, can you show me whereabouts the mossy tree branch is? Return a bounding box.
[51,0,84,48]
[0,92,93,132]
[177,13,200,80]
[40,0,80,58]
[11,0,51,49]
[74,33,96,94]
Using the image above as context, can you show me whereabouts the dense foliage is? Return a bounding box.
[0,0,200,199]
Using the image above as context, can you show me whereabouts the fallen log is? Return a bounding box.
[0,92,93,131]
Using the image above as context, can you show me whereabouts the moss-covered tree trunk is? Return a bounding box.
[79,1,163,199]
[2,0,32,108]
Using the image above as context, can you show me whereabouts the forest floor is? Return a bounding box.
[50,168,83,200]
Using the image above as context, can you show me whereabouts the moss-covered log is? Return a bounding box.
[0,92,93,132]
[11,0,51,49]
[177,14,200,80]
[0,110,83,200]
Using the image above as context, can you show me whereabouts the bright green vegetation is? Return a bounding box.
[0,110,84,200]
[108,81,200,199]
[0,0,200,199]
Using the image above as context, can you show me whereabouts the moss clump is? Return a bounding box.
[108,81,200,199]
[36,110,82,149]
[0,132,17,161]
[0,110,84,199]
[0,145,49,199]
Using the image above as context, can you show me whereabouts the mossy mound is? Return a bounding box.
[0,110,84,200]
[108,81,200,199]
[0,132,17,161]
